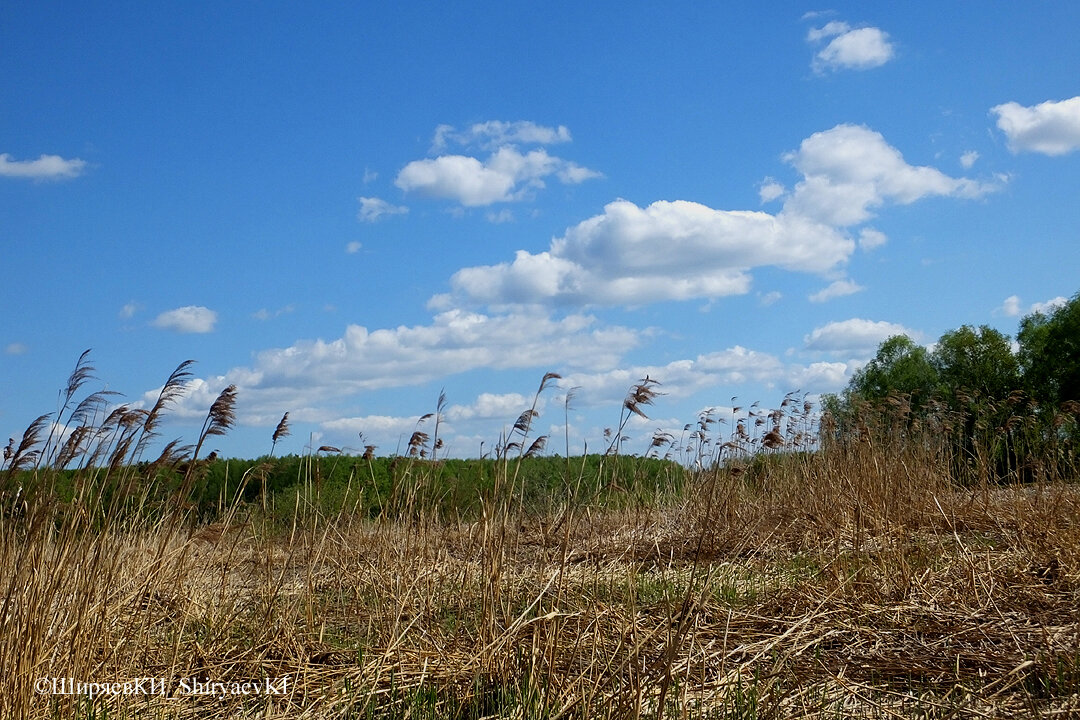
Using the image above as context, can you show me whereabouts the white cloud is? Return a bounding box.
[119,302,139,319]
[858,227,887,250]
[152,306,218,333]
[1032,296,1068,314]
[431,124,996,311]
[991,96,1080,155]
[1000,295,1023,317]
[803,318,916,355]
[158,309,640,426]
[443,199,851,308]
[1001,294,1068,317]
[808,278,865,303]
[346,241,363,254]
[5,342,28,356]
[0,152,86,180]
[788,361,853,392]
[432,121,572,152]
[445,393,533,422]
[960,150,979,169]
[806,20,851,43]
[809,24,895,73]
[357,196,408,222]
[321,414,421,438]
[395,146,600,207]
[758,177,786,202]
[782,124,998,227]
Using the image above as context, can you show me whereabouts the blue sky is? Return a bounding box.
[3,3,1079,460]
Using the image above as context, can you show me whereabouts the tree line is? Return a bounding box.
[823,291,1080,484]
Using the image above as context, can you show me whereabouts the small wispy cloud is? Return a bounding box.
[432,120,573,152]
[252,305,295,321]
[808,278,865,303]
[758,177,786,203]
[858,228,887,250]
[0,152,87,180]
[960,150,979,169]
[346,241,363,254]
[5,342,28,356]
[358,196,408,222]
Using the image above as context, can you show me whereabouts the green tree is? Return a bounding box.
[1018,293,1080,408]
[931,325,1019,407]
[848,335,939,408]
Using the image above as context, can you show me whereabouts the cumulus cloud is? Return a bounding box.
[960,151,979,169]
[0,152,86,180]
[808,279,865,303]
[808,22,895,73]
[156,309,640,426]
[442,198,851,308]
[803,318,917,355]
[357,196,408,222]
[436,124,995,310]
[152,306,218,333]
[1000,294,1068,317]
[782,124,998,227]
[991,96,1080,155]
[395,146,600,207]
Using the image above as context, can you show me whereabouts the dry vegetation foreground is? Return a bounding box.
[4,450,1080,719]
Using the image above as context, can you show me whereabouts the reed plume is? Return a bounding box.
[270,411,291,457]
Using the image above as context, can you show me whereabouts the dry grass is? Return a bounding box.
[4,448,1079,719]
[3,361,1079,718]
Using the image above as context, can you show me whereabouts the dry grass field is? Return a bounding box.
[2,362,1079,718]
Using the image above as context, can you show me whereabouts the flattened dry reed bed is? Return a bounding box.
[4,456,1080,720]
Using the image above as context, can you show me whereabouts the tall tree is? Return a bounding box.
[931,325,1019,408]
[1018,293,1080,408]
[847,335,939,409]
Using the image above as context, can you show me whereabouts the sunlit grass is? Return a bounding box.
[2,356,1079,718]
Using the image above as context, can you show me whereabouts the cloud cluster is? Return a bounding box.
[807,21,895,73]
[992,96,1080,156]
[436,124,992,310]
[154,309,640,422]
[395,146,600,207]
[394,121,600,207]
[152,306,218,333]
[0,152,86,180]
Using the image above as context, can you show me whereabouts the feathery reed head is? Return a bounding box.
[204,385,238,438]
[272,412,291,444]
